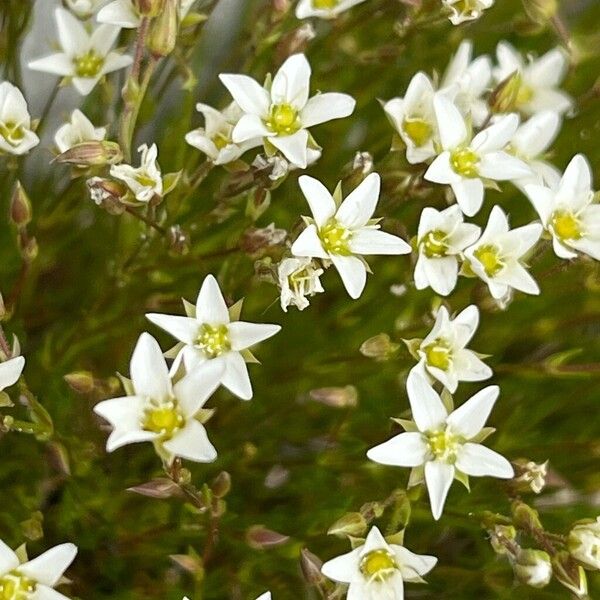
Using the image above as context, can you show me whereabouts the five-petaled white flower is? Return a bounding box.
[94,332,224,464]
[0,540,77,600]
[425,94,531,216]
[28,8,132,96]
[295,0,368,20]
[291,173,411,299]
[98,0,195,27]
[146,274,281,401]
[525,154,600,261]
[111,143,163,203]
[464,205,542,300]
[443,0,494,25]
[185,102,260,165]
[415,205,481,296]
[0,355,25,392]
[508,110,562,191]
[278,257,325,312]
[384,72,438,165]
[219,53,356,168]
[493,42,573,116]
[368,371,514,520]
[321,525,437,599]
[413,305,492,393]
[440,40,492,127]
[0,82,39,156]
[66,0,108,18]
[54,109,107,154]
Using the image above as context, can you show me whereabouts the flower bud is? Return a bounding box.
[148,0,178,57]
[328,512,367,538]
[513,549,552,588]
[133,0,164,16]
[489,71,523,114]
[568,517,600,570]
[64,371,96,394]
[277,23,316,58]
[55,141,123,167]
[309,386,358,408]
[552,551,589,597]
[522,0,558,23]
[211,471,232,498]
[360,333,400,361]
[10,182,32,227]
[490,524,518,556]
[512,459,548,494]
[300,548,324,586]
[512,500,543,531]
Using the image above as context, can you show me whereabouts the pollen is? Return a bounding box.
[197,323,231,358]
[424,338,452,371]
[427,429,460,462]
[0,572,36,600]
[73,50,104,78]
[450,147,480,178]
[359,549,397,581]
[142,399,184,439]
[421,229,449,258]
[474,244,505,277]
[0,121,26,147]
[319,219,352,255]
[551,210,582,241]
[212,132,230,150]
[402,117,433,147]
[266,104,301,136]
[312,0,339,8]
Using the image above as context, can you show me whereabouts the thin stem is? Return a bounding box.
[550,14,571,50]
[124,206,167,235]
[131,17,150,82]
[35,85,61,138]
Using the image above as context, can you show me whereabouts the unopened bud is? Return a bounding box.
[522,0,558,22]
[19,236,38,262]
[552,551,589,597]
[514,549,552,588]
[240,224,287,255]
[10,182,32,227]
[211,471,232,498]
[0,294,6,321]
[489,71,523,114]
[328,512,367,538]
[246,525,289,550]
[55,141,123,166]
[64,371,96,394]
[277,23,316,58]
[245,187,271,221]
[568,517,600,571]
[148,0,178,57]
[490,524,518,556]
[360,333,400,361]
[512,459,548,494]
[309,386,358,408]
[512,500,543,531]
[342,151,374,189]
[133,0,163,16]
[87,177,127,214]
[300,548,324,585]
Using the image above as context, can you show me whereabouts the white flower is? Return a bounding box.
[146,274,281,400]
[110,143,163,203]
[508,111,562,191]
[384,72,438,164]
[493,42,573,116]
[525,154,600,261]
[321,526,437,599]
[94,332,224,464]
[0,355,25,392]
[28,8,132,96]
[414,205,481,296]
[291,173,411,299]
[252,154,292,181]
[464,205,542,300]
[185,102,260,165]
[0,540,77,600]
[66,0,108,18]
[443,0,494,25]
[568,517,600,571]
[278,257,324,312]
[413,305,492,393]
[513,549,553,588]
[0,82,39,156]
[54,109,107,153]
[98,0,195,27]
[425,94,531,216]
[367,371,514,520]
[219,53,356,168]
[296,0,368,20]
[440,40,492,127]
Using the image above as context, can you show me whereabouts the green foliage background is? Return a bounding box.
[1,0,600,598]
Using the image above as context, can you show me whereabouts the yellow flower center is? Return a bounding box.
[551,210,582,241]
[451,147,480,178]
[421,229,448,258]
[212,132,230,150]
[452,0,478,13]
[312,0,339,8]
[424,338,452,371]
[402,117,433,147]
[359,550,397,581]
[0,572,36,600]
[0,121,26,147]
[266,104,301,136]
[516,83,534,107]
[73,50,104,78]
[142,399,184,439]
[474,244,505,277]
[197,323,231,358]
[134,172,157,188]
[427,428,461,462]
[319,219,352,255]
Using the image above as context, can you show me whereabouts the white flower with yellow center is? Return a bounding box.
[368,371,514,520]
[525,154,600,261]
[110,143,163,203]
[185,102,261,165]
[0,540,77,600]
[442,0,494,25]
[28,8,132,96]
[291,173,411,299]
[425,94,531,216]
[415,205,481,296]
[0,355,25,392]
[0,82,39,156]
[98,0,195,27]
[146,274,281,400]
[440,40,492,127]
[278,257,325,312]
[296,0,368,20]
[66,0,108,18]
[384,72,438,165]
[219,53,356,168]
[568,517,600,571]
[94,332,224,464]
[414,305,492,393]
[321,526,437,599]
[508,110,562,192]
[54,109,107,154]
[493,42,573,116]
[464,205,542,300]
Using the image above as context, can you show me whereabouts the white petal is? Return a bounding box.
[271,53,311,108]
[28,54,73,76]
[433,93,468,150]
[393,545,438,581]
[557,154,592,207]
[19,543,77,587]
[0,540,19,575]
[55,8,88,57]
[527,88,573,116]
[298,175,337,227]
[231,113,270,142]
[472,113,519,154]
[451,304,479,347]
[145,313,199,344]
[524,184,554,224]
[162,420,217,463]
[422,256,458,296]
[301,93,356,127]
[424,153,459,184]
[447,385,499,439]
[335,173,381,229]
[97,0,141,28]
[406,369,447,432]
[362,526,389,552]
[195,274,230,324]
[321,548,361,583]
[173,360,225,417]
[72,77,100,96]
[455,443,514,478]
[221,351,253,400]
[453,349,493,383]
[367,432,429,467]
[451,178,484,217]
[228,321,281,351]
[479,152,532,181]
[101,52,134,75]
[511,111,561,158]
[330,254,367,299]
[91,23,122,55]
[31,586,71,600]
[219,74,270,116]
[498,263,540,295]
[349,228,411,255]
[269,129,309,168]
[291,224,329,259]
[528,47,569,88]
[0,355,25,391]
[130,333,171,400]
[425,460,455,520]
